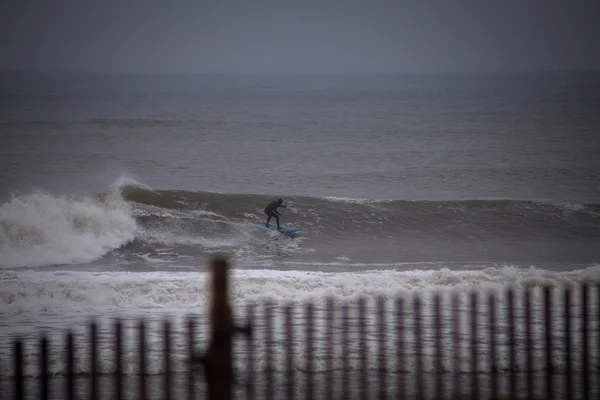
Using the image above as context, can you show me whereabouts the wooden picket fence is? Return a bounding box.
[3,257,600,399]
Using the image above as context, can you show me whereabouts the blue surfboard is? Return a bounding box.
[264,225,301,233]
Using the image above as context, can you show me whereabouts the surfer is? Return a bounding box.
[264,198,287,230]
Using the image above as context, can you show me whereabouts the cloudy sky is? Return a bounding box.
[2,0,599,73]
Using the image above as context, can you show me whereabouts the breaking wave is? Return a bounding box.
[0,191,137,268]
[2,181,599,268]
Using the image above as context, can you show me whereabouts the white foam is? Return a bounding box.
[110,174,156,193]
[320,196,390,204]
[2,264,599,316]
[138,228,240,248]
[1,265,600,379]
[0,191,137,268]
[335,256,351,261]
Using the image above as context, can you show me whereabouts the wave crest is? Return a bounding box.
[0,190,137,268]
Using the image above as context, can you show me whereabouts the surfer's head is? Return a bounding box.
[277,198,283,204]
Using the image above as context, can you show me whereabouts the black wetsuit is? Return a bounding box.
[264,200,286,228]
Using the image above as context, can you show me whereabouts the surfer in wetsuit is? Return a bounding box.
[264,198,287,229]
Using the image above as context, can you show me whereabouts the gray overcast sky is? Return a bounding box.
[2,0,599,74]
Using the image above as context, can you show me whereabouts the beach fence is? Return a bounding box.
[3,257,600,400]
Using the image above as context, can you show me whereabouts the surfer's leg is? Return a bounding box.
[265,211,280,228]
[268,212,280,228]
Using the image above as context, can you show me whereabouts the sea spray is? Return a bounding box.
[0,190,137,268]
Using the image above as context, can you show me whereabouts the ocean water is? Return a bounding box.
[1,71,600,398]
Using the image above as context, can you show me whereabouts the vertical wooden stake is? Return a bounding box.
[197,257,251,400]
[205,257,233,400]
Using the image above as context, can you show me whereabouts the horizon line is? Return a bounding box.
[2,68,599,76]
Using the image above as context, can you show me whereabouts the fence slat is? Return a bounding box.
[508,289,516,399]
[544,287,553,400]
[13,340,23,400]
[246,304,255,400]
[414,294,424,400]
[39,337,48,400]
[565,288,572,400]
[396,298,405,400]
[186,316,195,400]
[358,298,366,400]
[452,293,460,400]
[470,292,478,400]
[326,298,334,400]
[66,331,74,400]
[525,288,533,400]
[306,302,314,400]
[163,320,172,400]
[341,303,349,400]
[285,304,294,400]
[489,292,498,400]
[90,322,98,400]
[434,294,442,400]
[138,321,147,400]
[265,304,273,400]
[377,296,387,400]
[114,320,123,400]
[597,285,600,400]
[582,284,590,400]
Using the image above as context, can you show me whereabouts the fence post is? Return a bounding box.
[195,257,251,400]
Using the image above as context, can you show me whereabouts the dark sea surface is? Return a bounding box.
[1,72,599,398]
